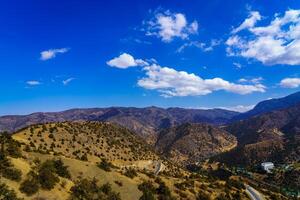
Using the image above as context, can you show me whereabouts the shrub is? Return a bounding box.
[123,168,137,179]
[53,159,71,179]
[156,181,173,200]
[97,159,114,172]
[38,160,60,190]
[70,178,121,200]
[114,180,123,187]
[0,183,21,200]
[226,179,245,190]
[140,190,156,200]
[2,167,22,182]
[138,181,156,193]
[138,181,156,200]
[197,191,211,200]
[80,154,88,161]
[19,172,40,196]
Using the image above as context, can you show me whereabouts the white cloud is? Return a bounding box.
[232,11,261,33]
[197,104,254,112]
[40,48,69,61]
[26,80,41,86]
[137,64,266,97]
[238,77,263,84]
[176,41,205,53]
[63,78,75,85]
[280,78,300,88]
[177,39,221,53]
[218,105,255,112]
[233,62,242,69]
[227,9,300,65]
[106,53,148,69]
[146,10,198,42]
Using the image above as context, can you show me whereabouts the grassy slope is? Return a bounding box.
[0,121,253,200]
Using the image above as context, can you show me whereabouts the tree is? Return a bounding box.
[70,178,121,200]
[53,159,71,179]
[19,171,40,196]
[138,181,156,200]
[97,159,113,172]
[123,168,137,179]
[0,183,22,200]
[38,160,59,190]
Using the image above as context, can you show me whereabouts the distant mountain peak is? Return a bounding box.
[233,91,300,121]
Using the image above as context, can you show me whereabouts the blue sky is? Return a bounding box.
[1,0,300,115]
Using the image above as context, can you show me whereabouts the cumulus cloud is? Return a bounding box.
[137,64,266,97]
[231,11,261,33]
[280,78,300,88]
[177,39,221,53]
[40,48,69,61]
[62,78,75,85]
[227,9,300,65]
[146,10,198,42]
[26,80,41,86]
[106,53,148,69]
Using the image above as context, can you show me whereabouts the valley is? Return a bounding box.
[1,91,300,199]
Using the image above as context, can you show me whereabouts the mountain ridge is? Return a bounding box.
[0,106,239,144]
[233,91,300,121]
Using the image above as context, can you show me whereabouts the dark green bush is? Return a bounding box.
[70,178,121,200]
[138,181,156,200]
[97,159,113,172]
[0,183,21,200]
[196,191,211,200]
[2,167,22,182]
[19,172,40,196]
[123,168,137,179]
[53,159,71,179]
[156,181,174,200]
[38,160,60,190]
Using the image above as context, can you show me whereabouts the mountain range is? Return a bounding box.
[0,107,238,144]
[1,91,300,166]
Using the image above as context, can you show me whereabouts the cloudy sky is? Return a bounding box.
[1,0,300,115]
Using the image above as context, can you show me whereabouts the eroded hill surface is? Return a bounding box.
[155,123,237,166]
[219,104,300,165]
[0,122,254,200]
[0,107,238,144]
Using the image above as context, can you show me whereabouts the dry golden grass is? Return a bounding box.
[0,121,253,200]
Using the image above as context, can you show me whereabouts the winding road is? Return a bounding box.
[245,185,265,200]
[154,161,162,175]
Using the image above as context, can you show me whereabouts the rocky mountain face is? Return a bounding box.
[219,103,300,165]
[0,107,238,144]
[233,91,300,121]
[155,123,237,166]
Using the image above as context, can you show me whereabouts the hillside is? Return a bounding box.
[155,123,237,166]
[0,107,238,144]
[233,91,300,121]
[219,103,300,165]
[0,122,254,200]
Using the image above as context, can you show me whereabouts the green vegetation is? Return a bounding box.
[0,133,22,182]
[19,159,71,196]
[0,132,22,158]
[123,168,138,179]
[19,171,40,196]
[138,181,156,200]
[196,191,211,200]
[138,179,174,200]
[97,159,114,172]
[0,183,22,200]
[70,178,121,200]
